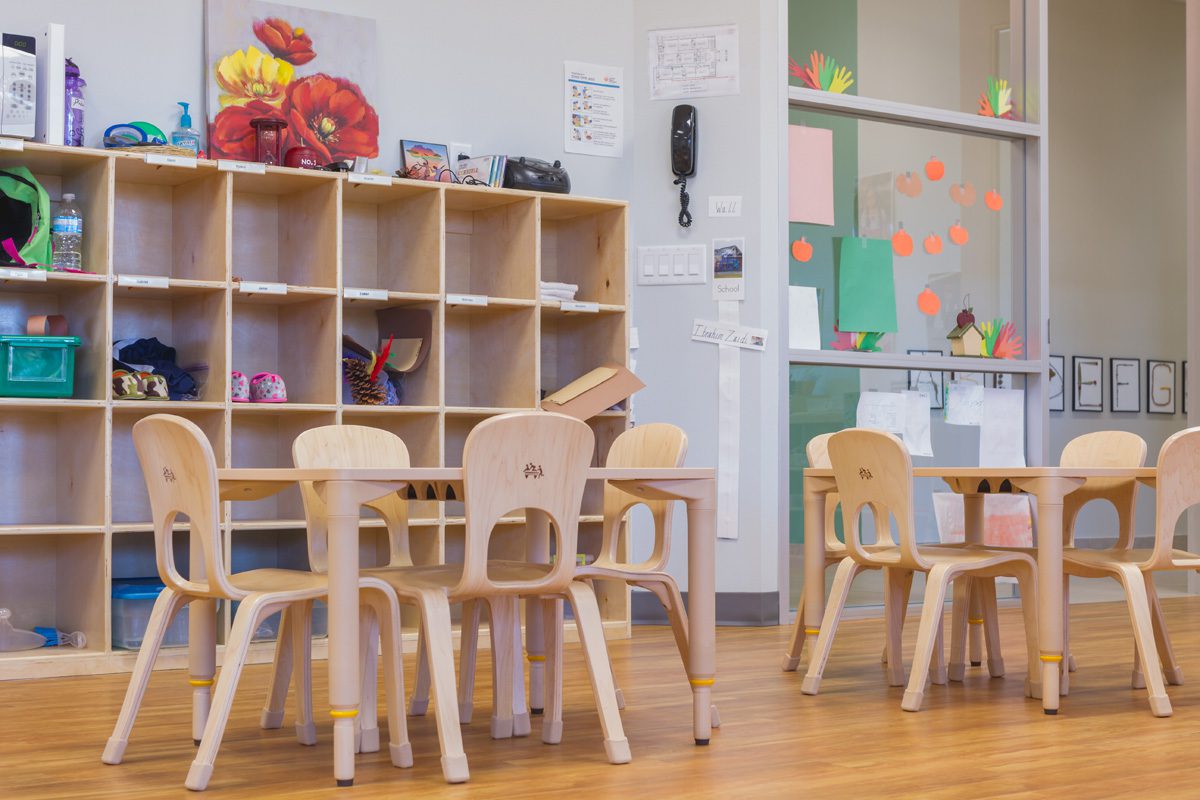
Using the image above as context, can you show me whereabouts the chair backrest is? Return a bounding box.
[807,432,847,550]
[457,412,594,597]
[1152,427,1200,568]
[1060,430,1147,548]
[131,414,233,598]
[596,423,687,571]
[292,425,412,573]
[827,429,924,570]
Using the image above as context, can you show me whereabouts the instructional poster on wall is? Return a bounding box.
[564,61,624,157]
[648,24,740,100]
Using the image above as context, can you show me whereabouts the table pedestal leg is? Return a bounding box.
[687,488,717,745]
[799,488,828,671]
[525,509,550,714]
[326,481,362,786]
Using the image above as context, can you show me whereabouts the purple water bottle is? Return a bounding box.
[64,58,85,147]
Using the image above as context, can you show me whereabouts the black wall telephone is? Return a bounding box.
[671,104,697,228]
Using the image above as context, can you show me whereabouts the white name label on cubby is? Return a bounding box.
[145,153,198,169]
[239,281,288,295]
[560,301,599,313]
[344,287,388,301]
[117,274,169,289]
[218,159,267,175]
[0,266,46,282]
[348,173,391,186]
[447,293,488,307]
[0,137,24,152]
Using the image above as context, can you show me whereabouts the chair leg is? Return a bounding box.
[409,627,432,716]
[102,589,188,764]
[902,564,952,712]
[642,577,718,725]
[365,589,412,768]
[565,581,631,765]
[290,600,316,747]
[541,597,565,745]
[883,568,909,687]
[595,580,627,710]
[1115,566,1172,717]
[948,577,970,682]
[1012,564,1040,700]
[488,598,516,739]
[783,592,806,672]
[930,614,948,686]
[1063,579,1074,689]
[967,579,985,667]
[260,607,293,730]
[978,578,1005,678]
[1145,575,1184,685]
[356,603,380,754]
[456,599,482,724]
[417,591,469,784]
[801,558,862,695]
[186,596,281,791]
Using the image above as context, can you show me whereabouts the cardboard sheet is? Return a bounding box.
[788,126,834,225]
[544,366,618,404]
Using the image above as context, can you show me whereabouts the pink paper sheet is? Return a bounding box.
[788,126,834,226]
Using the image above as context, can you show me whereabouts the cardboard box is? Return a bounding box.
[541,364,644,421]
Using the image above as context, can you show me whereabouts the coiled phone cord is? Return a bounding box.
[675,176,692,228]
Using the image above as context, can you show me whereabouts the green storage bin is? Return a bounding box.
[0,335,81,398]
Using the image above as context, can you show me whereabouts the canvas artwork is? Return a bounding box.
[400,141,451,181]
[204,0,379,163]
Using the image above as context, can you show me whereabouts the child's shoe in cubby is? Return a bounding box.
[231,371,250,403]
[112,370,146,400]
[137,372,169,400]
[250,372,287,403]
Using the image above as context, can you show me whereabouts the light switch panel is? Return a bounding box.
[637,245,707,285]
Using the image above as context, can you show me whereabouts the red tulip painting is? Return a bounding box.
[206,0,378,163]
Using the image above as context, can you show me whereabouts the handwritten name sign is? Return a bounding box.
[691,319,767,351]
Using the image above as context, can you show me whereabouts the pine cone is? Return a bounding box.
[344,358,385,405]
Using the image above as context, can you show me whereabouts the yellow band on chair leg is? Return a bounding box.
[188,679,214,687]
[804,628,820,636]
[968,618,985,625]
[329,709,359,719]
[689,678,715,687]
[526,655,546,662]
[1039,654,1064,663]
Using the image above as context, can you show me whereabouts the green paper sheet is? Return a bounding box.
[836,236,897,333]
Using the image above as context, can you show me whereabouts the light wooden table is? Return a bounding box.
[800,466,1157,714]
[215,466,717,787]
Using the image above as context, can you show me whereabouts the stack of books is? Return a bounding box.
[454,155,507,187]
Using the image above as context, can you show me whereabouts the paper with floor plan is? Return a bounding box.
[979,388,1026,467]
[648,24,740,100]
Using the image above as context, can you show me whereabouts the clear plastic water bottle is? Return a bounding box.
[51,193,83,271]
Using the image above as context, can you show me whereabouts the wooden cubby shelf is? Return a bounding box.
[0,142,629,678]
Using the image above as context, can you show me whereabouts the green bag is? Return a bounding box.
[0,167,52,268]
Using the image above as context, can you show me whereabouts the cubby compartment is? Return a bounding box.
[231,171,339,289]
[341,299,440,407]
[230,411,337,522]
[0,533,106,657]
[232,295,337,405]
[111,408,225,525]
[112,288,226,403]
[539,310,627,402]
[341,182,441,295]
[581,416,628,516]
[539,197,626,306]
[0,148,111,275]
[341,410,442,522]
[444,191,536,300]
[0,407,104,527]
[444,305,536,409]
[0,274,108,400]
[113,163,227,282]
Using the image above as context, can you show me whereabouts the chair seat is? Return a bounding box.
[578,563,673,582]
[365,561,554,594]
[229,568,329,596]
[853,544,1035,572]
[1064,548,1200,572]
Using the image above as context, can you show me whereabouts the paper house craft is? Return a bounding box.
[947,321,985,357]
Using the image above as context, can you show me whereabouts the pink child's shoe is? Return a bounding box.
[250,372,287,403]
[231,371,250,403]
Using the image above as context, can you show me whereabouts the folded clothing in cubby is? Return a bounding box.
[540,281,578,302]
[112,338,198,400]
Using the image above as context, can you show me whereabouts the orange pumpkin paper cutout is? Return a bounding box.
[895,171,922,198]
[985,189,1004,211]
[950,181,976,207]
[948,221,969,246]
[924,156,945,181]
[791,237,813,263]
[891,225,913,257]
[923,233,943,255]
[917,287,941,316]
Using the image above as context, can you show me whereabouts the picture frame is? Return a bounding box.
[1109,357,1140,413]
[1048,354,1065,412]
[906,349,944,409]
[1147,359,1177,415]
[400,139,452,181]
[1072,356,1103,412]
[990,373,1013,390]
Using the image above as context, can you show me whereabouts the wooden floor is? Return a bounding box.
[7,598,1200,798]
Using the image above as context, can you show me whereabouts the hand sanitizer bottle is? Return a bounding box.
[170,101,201,156]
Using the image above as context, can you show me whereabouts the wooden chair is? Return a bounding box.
[789,432,951,690]
[1060,426,1200,717]
[808,429,1040,712]
[364,412,628,782]
[259,425,428,756]
[100,415,411,791]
